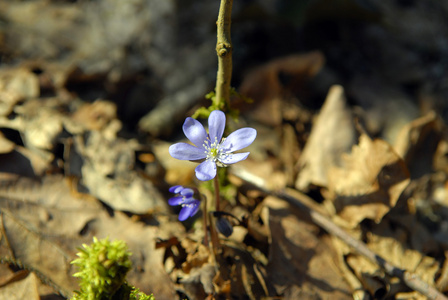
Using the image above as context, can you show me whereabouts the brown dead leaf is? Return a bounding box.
[366,223,440,297]
[0,211,78,297]
[0,176,103,297]
[334,217,440,299]
[239,51,325,126]
[327,134,410,228]
[13,99,64,151]
[178,263,215,299]
[434,138,448,174]
[72,100,118,132]
[0,146,50,177]
[0,271,40,300]
[0,67,40,116]
[74,131,168,214]
[152,140,196,186]
[263,196,351,299]
[0,133,15,154]
[163,229,271,299]
[393,111,438,161]
[0,269,29,288]
[296,85,356,190]
[280,123,301,186]
[221,243,271,300]
[0,174,179,299]
[345,254,390,298]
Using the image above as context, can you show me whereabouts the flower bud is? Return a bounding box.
[216,217,233,237]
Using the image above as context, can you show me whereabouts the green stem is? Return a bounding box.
[214,0,233,108]
[213,175,220,211]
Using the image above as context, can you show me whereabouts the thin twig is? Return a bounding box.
[231,168,448,300]
[215,0,233,107]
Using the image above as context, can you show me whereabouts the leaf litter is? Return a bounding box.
[1,1,448,300]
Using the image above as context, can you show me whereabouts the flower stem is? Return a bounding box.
[215,0,233,108]
[201,194,209,247]
[213,175,220,211]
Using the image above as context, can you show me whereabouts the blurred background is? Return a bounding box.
[1,0,447,138]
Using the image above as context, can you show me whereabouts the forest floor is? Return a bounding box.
[1,1,448,299]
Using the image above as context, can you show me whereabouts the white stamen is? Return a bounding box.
[202,136,232,163]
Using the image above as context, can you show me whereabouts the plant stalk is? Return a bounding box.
[214,0,233,108]
[213,175,220,211]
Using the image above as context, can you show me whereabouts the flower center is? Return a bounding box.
[210,148,219,158]
[203,136,233,167]
[203,136,227,162]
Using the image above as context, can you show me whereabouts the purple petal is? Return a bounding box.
[189,200,200,217]
[195,160,217,181]
[208,110,226,144]
[169,143,206,160]
[219,152,250,165]
[168,196,184,206]
[180,188,194,197]
[169,185,184,193]
[178,201,200,221]
[220,128,257,152]
[183,117,208,149]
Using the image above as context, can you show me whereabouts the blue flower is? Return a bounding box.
[169,110,257,181]
[168,185,200,221]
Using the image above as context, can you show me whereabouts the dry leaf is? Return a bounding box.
[280,124,301,186]
[296,85,356,190]
[0,133,15,154]
[327,134,410,228]
[0,67,40,116]
[263,196,351,299]
[366,222,440,291]
[0,211,79,297]
[75,131,168,214]
[331,216,441,299]
[239,51,325,126]
[393,111,438,161]
[0,176,103,297]
[0,175,179,299]
[72,100,118,132]
[0,146,51,177]
[0,269,29,288]
[0,271,40,300]
[152,140,196,186]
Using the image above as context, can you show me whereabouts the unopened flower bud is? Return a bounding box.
[216,217,233,237]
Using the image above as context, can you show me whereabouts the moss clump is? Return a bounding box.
[71,237,154,300]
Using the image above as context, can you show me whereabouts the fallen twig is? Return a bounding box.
[231,167,448,300]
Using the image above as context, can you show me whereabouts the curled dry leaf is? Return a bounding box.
[327,134,410,228]
[296,85,356,190]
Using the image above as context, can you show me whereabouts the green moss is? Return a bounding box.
[71,237,154,300]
